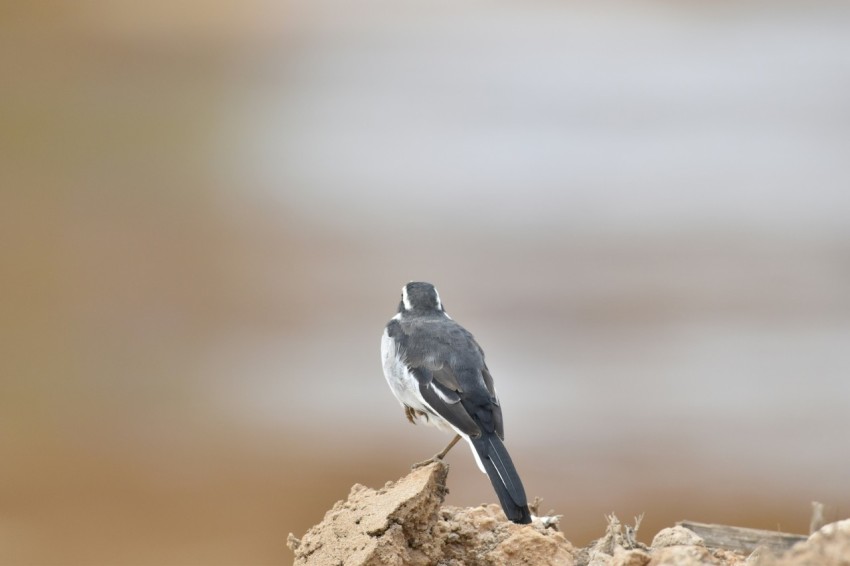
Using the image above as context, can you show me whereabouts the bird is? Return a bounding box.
[380,281,532,524]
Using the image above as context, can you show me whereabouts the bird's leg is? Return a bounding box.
[411,434,462,469]
[435,434,462,459]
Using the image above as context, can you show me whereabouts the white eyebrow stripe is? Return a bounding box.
[434,287,443,311]
[402,284,412,310]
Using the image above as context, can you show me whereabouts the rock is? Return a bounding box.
[288,462,848,566]
[288,462,448,566]
[651,526,705,548]
[288,461,576,566]
[649,544,716,565]
[647,526,716,565]
[612,548,652,566]
[746,545,775,565]
[770,519,850,566]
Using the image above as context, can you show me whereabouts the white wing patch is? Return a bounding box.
[430,382,455,404]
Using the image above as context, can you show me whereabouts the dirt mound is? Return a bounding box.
[287,462,849,566]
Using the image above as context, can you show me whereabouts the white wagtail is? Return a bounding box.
[381,282,532,524]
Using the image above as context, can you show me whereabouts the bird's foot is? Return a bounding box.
[410,434,461,470]
[410,455,443,470]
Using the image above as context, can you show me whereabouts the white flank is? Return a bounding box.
[381,318,486,475]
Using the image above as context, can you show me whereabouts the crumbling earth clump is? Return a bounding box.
[287,462,850,566]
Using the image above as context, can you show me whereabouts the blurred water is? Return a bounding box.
[5,0,850,564]
[209,4,850,529]
[222,0,850,236]
[205,251,850,490]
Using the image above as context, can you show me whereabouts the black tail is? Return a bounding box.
[471,434,532,524]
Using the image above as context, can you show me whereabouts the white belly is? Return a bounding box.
[380,328,455,433]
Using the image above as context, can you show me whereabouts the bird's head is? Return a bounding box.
[399,281,445,314]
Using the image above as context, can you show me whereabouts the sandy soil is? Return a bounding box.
[288,462,850,566]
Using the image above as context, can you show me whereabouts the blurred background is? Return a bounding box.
[3,0,850,564]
